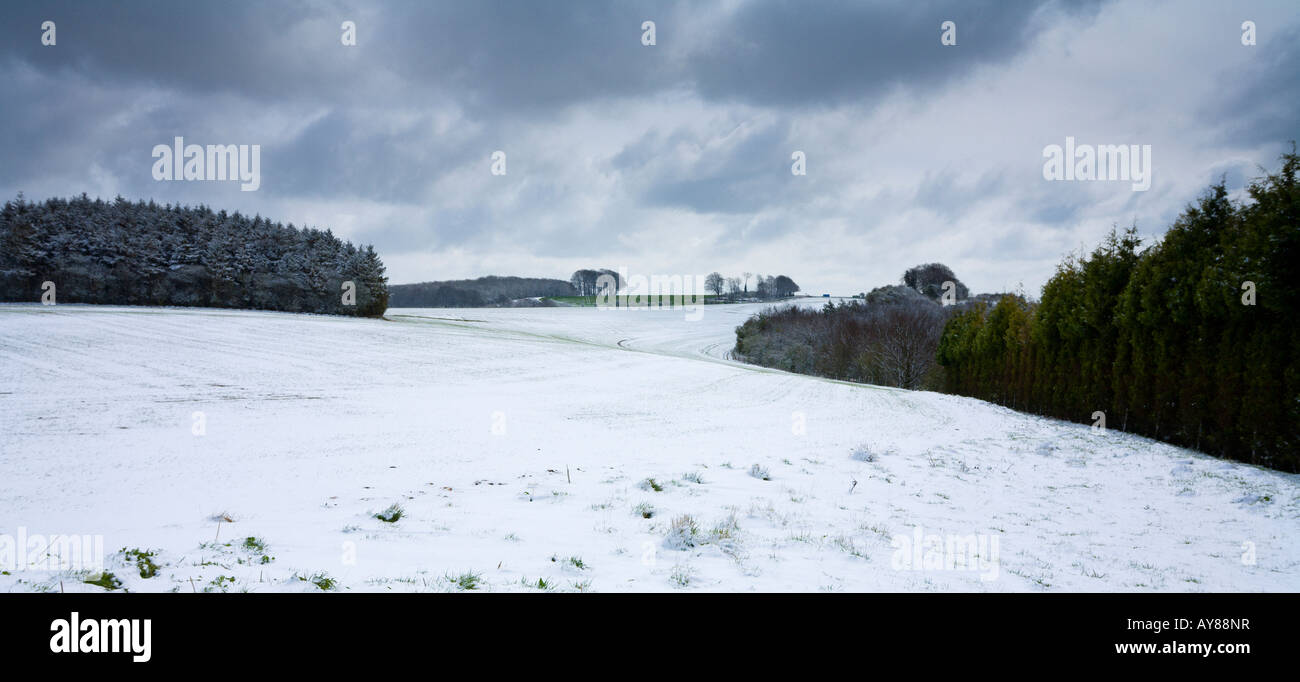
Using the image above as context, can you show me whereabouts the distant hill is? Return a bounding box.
[388,276,576,307]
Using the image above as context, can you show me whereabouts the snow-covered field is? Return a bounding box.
[1,301,1296,592]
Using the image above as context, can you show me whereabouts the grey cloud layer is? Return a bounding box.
[0,0,1295,292]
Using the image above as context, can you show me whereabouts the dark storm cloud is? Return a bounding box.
[683,0,1099,108]
[269,109,486,201]
[0,0,1092,114]
[0,1,673,116]
[0,1,376,102]
[0,0,1090,206]
[379,1,677,114]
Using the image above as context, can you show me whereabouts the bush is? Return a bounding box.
[734,298,953,389]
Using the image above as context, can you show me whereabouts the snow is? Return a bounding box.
[1,301,1296,592]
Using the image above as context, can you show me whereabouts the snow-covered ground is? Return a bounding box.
[1,301,1296,592]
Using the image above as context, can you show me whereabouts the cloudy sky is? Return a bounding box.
[1,0,1296,294]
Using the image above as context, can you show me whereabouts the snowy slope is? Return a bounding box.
[0,302,1296,593]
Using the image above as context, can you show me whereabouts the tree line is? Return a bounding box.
[733,150,1297,472]
[0,194,389,316]
[705,272,799,300]
[938,151,1298,471]
[569,269,622,296]
[387,269,803,307]
[389,275,578,307]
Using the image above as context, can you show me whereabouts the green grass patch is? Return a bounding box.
[122,548,160,579]
[84,571,122,590]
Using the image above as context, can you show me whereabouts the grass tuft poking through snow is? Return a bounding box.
[122,548,161,579]
[241,537,274,564]
[84,571,123,590]
[552,555,589,571]
[522,576,553,591]
[850,446,877,463]
[375,503,404,523]
[670,563,696,588]
[293,572,337,591]
[638,478,665,492]
[664,515,701,550]
[447,571,483,591]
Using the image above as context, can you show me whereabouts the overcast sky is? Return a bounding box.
[1,1,1296,293]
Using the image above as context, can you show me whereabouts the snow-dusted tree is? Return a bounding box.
[0,194,388,317]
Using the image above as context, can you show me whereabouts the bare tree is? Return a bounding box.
[733,299,949,390]
[705,271,725,296]
[726,276,742,299]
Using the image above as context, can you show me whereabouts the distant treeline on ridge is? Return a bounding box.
[0,194,389,316]
[388,276,578,307]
